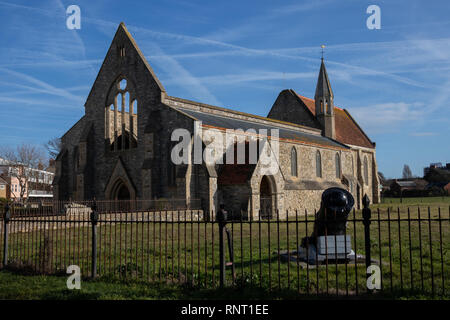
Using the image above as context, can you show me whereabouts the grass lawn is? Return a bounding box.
[0,270,446,300]
[379,196,450,206]
[1,197,449,300]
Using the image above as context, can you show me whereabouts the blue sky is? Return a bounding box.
[0,0,449,178]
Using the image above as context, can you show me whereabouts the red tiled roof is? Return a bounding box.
[294,93,374,149]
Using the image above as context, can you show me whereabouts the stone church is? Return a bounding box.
[53,23,380,219]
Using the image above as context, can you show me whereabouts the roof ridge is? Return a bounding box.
[118,23,166,92]
[84,22,165,107]
[166,95,322,134]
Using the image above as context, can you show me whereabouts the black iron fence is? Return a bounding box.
[4,199,203,217]
[0,200,449,298]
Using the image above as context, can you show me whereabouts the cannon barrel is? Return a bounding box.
[312,187,355,239]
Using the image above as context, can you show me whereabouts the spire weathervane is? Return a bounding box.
[321,44,325,60]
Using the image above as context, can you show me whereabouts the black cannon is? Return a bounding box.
[313,187,355,237]
[301,187,354,249]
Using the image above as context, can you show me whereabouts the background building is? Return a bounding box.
[0,161,54,202]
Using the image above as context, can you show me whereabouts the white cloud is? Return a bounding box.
[162,70,316,86]
[0,67,84,103]
[350,102,424,133]
[409,132,437,137]
[143,43,221,106]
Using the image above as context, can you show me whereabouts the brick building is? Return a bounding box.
[0,177,7,199]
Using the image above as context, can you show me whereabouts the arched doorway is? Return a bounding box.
[116,183,130,200]
[110,179,132,211]
[260,176,274,219]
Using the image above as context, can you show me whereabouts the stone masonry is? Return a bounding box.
[54,23,380,220]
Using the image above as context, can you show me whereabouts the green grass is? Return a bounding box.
[1,199,449,299]
[379,196,450,206]
[0,270,446,300]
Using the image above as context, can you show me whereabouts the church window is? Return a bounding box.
[335,153,341,178]
[118,45,126,58]
[118,93,123,112]
[106,76,138,151]
[351,155,354,175]
[364,156,369,185]
[316,150,322,178]
[125,92,130,113]
[290,147,298,177]
[119,79,127,90]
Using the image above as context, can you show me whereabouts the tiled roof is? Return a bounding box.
[396,181,416,187]
[294,92,375,149]
[175,107,348,150]
[167,95,320,134]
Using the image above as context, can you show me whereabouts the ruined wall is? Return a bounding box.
[57,24,197,203]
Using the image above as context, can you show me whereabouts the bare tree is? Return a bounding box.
[402,164,413,179]
[44,137,62,160]
[0,144,47,201]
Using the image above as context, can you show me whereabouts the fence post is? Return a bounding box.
[2,203,11,268]
[217,205,227,288]
[225,228,236,283]
[90,200,99,278]
[362,194,372,292]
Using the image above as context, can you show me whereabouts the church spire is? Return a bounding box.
[314,53,336,140]
[315,58,333,100]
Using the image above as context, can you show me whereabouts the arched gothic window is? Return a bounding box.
[335,153,341,178]
[364,156,369,185]
[351,155,355,175]
[316,150,322,178]
[105,76,138,151]
[290,147,298,177]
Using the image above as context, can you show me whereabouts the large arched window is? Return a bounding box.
[351,155,355,176]
[290,147,298,177]
[364,156,369,185]
[316,150,322,178]
[335,153,341,178]
[105,76,138,152]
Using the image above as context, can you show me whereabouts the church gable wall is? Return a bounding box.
[70,25,168,200]
[268,90,320,129]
